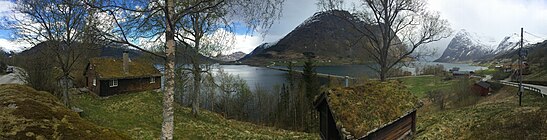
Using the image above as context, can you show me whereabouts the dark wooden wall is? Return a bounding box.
[318,99,341,140]
[361,111,416,140]
[98,76,161,96]
[85,68,101,94]
[473,85,489,96]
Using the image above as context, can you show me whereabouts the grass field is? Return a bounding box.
[474,68,498,76]
[525,67,547,81]
[416,86,547,139]
[71,91,318,140]
[399,76,458,98]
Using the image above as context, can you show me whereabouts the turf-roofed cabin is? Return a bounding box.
[314,81,421,140]
[84,51,161,96]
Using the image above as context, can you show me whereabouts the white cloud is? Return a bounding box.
[0,38,31,52]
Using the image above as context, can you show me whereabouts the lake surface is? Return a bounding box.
[215,65,288,91]
[213,62,487,91]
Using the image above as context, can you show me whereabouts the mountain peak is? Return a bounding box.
[294,10,357,30]
[241,10,392,65]
[435,29,497,62]
[494,31,546,54]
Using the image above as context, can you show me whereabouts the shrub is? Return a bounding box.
[427,89,448,110]
[451,79,480,108]
[492,70,511,80]
[0,61,6,74]
[421,64,447,76]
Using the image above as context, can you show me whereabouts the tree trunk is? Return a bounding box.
[191,37,202,116]
[161,0,175,139]
[62,74,70,107]
[191,67,201,116]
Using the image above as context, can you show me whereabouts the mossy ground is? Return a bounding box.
[416,85,547,139]
[0,84,128,140]
[399,76,457,98]
[71,90,319,140]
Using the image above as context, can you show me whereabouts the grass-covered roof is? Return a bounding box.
[88,57,160,80]
[321,80,420,139]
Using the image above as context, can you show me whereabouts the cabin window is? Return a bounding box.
[150,77,155,83]
[92,79,96,86]
[109,79,118,87]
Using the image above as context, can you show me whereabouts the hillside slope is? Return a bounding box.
[71,91,318,139]
[417,86,547,139]
[0,84,128,139]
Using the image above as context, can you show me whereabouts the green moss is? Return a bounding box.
[325,81,420,138]
[0,84,129,140]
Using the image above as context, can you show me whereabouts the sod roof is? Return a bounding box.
[88,57,160,80]
[320,80,420,139]
[0,84,128,139]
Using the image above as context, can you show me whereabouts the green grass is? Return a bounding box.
[475,68,498,76]
[525,66,547,81]
[71,91,318,140]
[416,86,547,139]
[399,76,457,98]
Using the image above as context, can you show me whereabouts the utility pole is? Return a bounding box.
[518,28,523,106]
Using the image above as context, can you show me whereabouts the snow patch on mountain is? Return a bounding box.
[454,29,498,51]
[494,32,547,54]
[435,29,498,62]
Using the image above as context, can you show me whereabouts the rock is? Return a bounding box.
[72,107,84,116]
[8,103,17,109]
[79,88,89,93]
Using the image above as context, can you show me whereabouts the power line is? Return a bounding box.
[523,31,545,39]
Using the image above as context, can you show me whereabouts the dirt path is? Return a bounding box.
[0,66,26,85]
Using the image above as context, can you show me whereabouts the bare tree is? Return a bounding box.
[316,0,345,11]
[320,0,451,81]
[11,0,100,107]
[174,0,284,116]
[86,0,283,139]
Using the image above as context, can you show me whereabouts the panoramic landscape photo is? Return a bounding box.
[0,0,546,139]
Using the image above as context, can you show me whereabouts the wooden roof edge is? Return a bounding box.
[313,92,328,109]
[356,109,418,139]
[97,74,162,80]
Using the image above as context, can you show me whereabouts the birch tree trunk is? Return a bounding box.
[161,0,175,139]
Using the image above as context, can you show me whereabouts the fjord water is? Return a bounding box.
[218,62,487,91]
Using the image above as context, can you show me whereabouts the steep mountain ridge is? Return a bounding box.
[241,10,394,65]
[494,32,546,54]
[435,29,497,62]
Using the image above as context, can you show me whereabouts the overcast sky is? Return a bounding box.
[2,0,547,59]
[230,0,547,58]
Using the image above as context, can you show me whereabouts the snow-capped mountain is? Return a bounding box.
[435,29,498,62]
[493,32,546,54]
[239,42,276,60]
[214,51,247,62]
[435,29,547,62]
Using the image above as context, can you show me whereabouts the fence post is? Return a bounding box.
[344,76,349,87]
